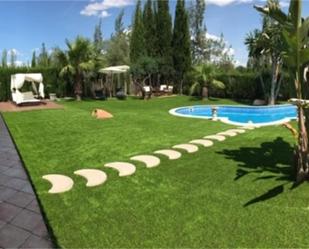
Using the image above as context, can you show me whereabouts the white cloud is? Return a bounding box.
[8,48,20,56]
[100,10,111,18]
[15,60,24,66]
[207,0,253,6]
[223,47,235,57]
[81,0,133,17]
[207,0,290,7]
[206,32,221,41]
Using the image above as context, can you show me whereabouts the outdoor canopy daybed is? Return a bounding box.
[11,73,45,105]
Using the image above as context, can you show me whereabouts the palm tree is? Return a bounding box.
[190,64,225,99]
[245,0,284,105]
[255,0,309,182]
[56,36,94,100]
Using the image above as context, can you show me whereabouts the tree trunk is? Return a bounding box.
[179,79,183,95]
[295,105,309,182]
[201,86,208,100]
[268,59,280,105]
[294,71,309,183]
[74,73,82,101]
[259,74,268,103]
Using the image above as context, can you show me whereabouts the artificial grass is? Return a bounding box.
[3,96,309,248]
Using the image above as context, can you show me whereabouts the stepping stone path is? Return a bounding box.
[42,125,254,194]
[104,162,136,177]
[226,129,246,134]
[190,139,214,147]
[42,174,74,194]
[217,131,238,137]
[74,169,107,187]
[130,155,160,168]
[240,126,255,130]
[172,144,199,153]
[204,135,226,141]
[154,149,182,160]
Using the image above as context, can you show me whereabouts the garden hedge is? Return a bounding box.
[0,67,295,102]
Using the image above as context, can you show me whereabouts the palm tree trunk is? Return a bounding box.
[201,86,208,100]
[269,59,280,105]
[296,105,309,182]
[74,73,82,101]
[294,73,309,183]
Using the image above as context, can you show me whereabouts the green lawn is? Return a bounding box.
[3,96,309,248]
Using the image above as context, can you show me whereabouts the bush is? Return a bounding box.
[210,71,293,102]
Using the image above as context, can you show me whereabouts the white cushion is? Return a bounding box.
[160,85,167,91]
[143,86,150,92]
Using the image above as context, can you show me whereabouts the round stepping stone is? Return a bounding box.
[204,135,226,141]
[226,129,246,134]
[172,144,199,153]
[42,174,74,194]
[240,126,255,130]
[104,162,136,177]
[217,131,237,137]
[154,149,182,160]
[74,169,107,187]
[130,155,160,168]
[189,139,214,147]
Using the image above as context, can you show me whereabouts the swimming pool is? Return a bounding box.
[169,104,297,126]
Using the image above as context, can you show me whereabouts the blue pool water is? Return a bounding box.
[171,104,297,126]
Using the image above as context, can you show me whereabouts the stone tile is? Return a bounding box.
[11,209,43,232]
[6,191,34,208]
[0,223,31,248]
[21,182,35,195]
[0,164,10,173]
[26,199,41,214]
[0,202,22,222]
[0,158,19,168]
[0,186,17,201]
[4,177,28,191]
[32,220,49,237]
[3,168,28,180]
[0,220,6,229]
[21,235,54,249]
[0,173,12,186]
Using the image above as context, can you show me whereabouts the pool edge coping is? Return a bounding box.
[169,104,297,127]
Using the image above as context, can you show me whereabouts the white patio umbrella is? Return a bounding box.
[99,65,130,97]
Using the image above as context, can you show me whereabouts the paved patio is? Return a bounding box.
[0,115,54,248]
[0,101,63,112]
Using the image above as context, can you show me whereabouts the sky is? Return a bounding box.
[1,0,309,67]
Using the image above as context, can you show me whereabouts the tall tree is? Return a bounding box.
[10,50,16,68]
[106,10,129,66]
[245,0,283,105]
[94,18,104,54]
[189,0,207,64]
[156,0,173,81]
[55,36,94,100]
[1,49,7,68]
[37,43,49,67]
[255,0,309,182]
[31,51,36,68]
[143,0,156,57]
[172,0,192,93]
[130,0,145,64]
[115,10,125,35]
